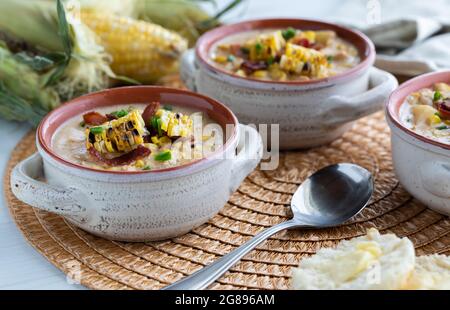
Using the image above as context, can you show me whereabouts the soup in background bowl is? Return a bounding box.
[210,28,360,82]
[10,86,263,241]
[400,82,450,145]
[181,18,398,149]
[386,71,450,216]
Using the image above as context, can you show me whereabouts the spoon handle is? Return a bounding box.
[162,219,299,290]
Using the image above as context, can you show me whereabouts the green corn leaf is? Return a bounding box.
[44,0,71,87]
[14,52,55,72]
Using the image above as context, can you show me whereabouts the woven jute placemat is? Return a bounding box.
[3,78,450,289]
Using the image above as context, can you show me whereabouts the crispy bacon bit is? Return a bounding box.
[83,112,108,126]
[142,101,160,127]
[143,135,152,143]
[438,99,450,119]
[106,113,118,121]
[230,44,245,57]
[240,60,268,74]
[293,38,311,48]
[89,145,151,166]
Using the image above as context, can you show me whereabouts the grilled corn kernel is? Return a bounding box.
[430,114,442,125]
[252,70,269,79]
[214,55,228,64]
[85,110,146,154]
[135,160,145,168]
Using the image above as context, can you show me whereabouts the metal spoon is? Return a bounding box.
[163,163,373,290]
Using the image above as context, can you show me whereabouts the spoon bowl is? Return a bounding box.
[163,163,373,290]
[291,163,373,227]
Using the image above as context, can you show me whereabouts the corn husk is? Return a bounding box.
[0,42,60,125]
[0,0,115,100]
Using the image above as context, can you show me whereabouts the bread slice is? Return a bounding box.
[291,228,415,290]
[405,254,450,290]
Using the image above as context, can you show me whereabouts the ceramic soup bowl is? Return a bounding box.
[11,87,263,241]
[181,18,398,149]
[386,71,450,216]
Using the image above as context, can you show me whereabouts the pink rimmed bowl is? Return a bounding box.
[10,86,263,241]
[386,71,450,216]
[181,18,398,149]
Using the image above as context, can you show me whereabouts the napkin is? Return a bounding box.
[331,0,450,76]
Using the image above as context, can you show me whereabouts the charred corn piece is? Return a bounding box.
[248,31,285,61]
[155,109,192,137]
[86,110,146,153]
[280,43,328,75]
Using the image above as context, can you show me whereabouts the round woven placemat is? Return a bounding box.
[4,79,450,289]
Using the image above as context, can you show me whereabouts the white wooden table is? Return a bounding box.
[0,0,441,290]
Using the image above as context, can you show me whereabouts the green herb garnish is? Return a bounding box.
[267,56,275,65]
[111,109,128,118]
[255,42,263,54]
[143,166,151,171]
[154,150,172,162]
[327,55,334,63]
[150,116,163,136]
[156,118,163,136]
[90,126,104,134]
[436,125,449,130]
[240,47,250,55]
[282,27,296,41]
[434,91,443,102]
[79,121,85,128]
[163,105,173,111]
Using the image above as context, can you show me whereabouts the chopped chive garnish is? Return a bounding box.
[154,150,172,162]
[163,105,173,111]
[150,116,162,136]
[240,47,250,54]
[255,42,263,54]
[143,166,151,170]
[89,126,104,134]
[111,109,128,118]
[282,27,296,41]
[156,118,163,136]
[327,55,334,63]
[267,56,275,65]
[79,121,85,128]
[436,125,449,130]
[434,91,443,102]
[227,55,236,62]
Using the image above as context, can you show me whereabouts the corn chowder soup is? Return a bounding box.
[52,102,224,171]
[401,83,450,144]
[210,28,360,81]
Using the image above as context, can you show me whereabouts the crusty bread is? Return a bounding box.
[405,255,450,290]
[291,228,416,290]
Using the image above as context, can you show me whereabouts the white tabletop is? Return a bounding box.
[0,0,443,290]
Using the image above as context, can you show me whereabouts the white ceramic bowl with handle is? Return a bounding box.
[386,71,450,216]
[10,86,263,241]
[181,18,398,149]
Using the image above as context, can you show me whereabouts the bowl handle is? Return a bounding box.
[10,153,89,218]
[323,67,398,126]
[420,161,450,198]
[180,48,198,91]
[229,124,263,193]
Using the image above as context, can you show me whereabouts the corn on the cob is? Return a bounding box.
[80,10,188,84]
[86,110,146,153]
